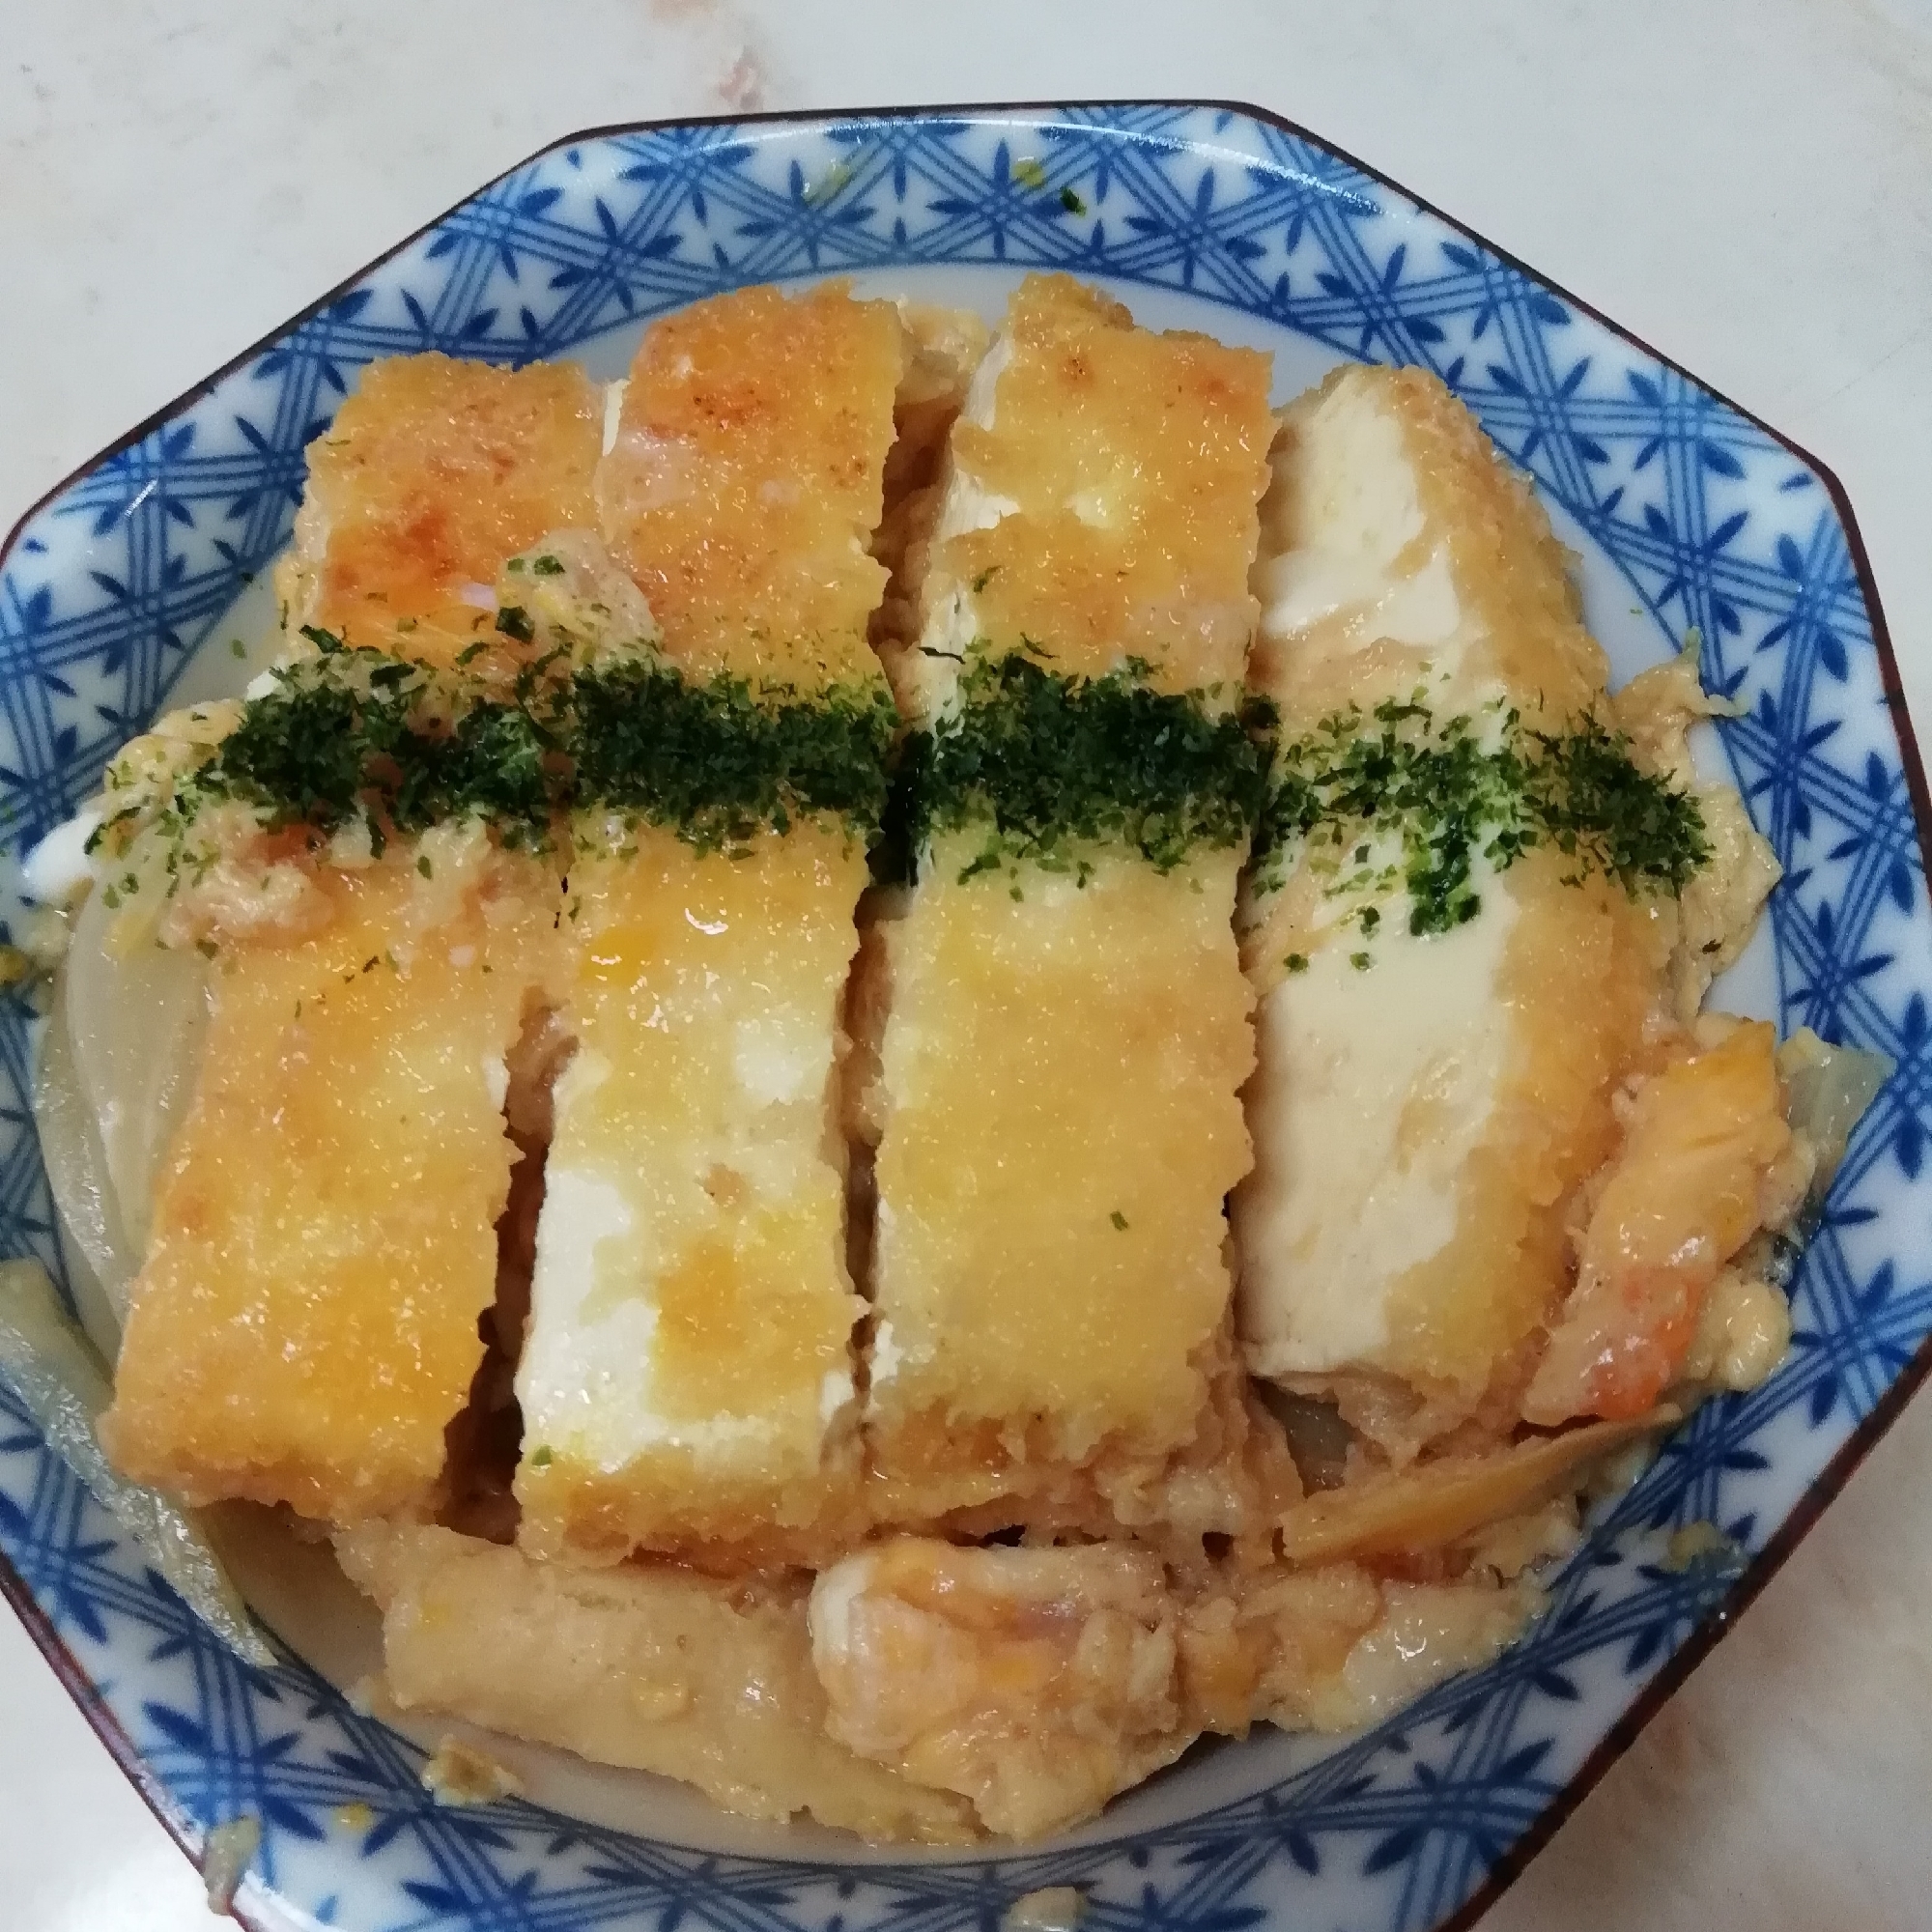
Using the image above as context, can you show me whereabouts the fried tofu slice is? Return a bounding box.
[597,281,905,686]
[335,1522,977,1845]
[100,853,560,1520]
[514,816,876,1562]
[868,845,1257,1519]
[895,273,1273,714]
[514,286,905,1563]
[866,275,1274,1525]
[277,353,602,671]
[1232,366,1678,1457]
[99,352,609,1519]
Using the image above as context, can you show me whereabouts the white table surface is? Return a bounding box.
[5,2,1932,1925]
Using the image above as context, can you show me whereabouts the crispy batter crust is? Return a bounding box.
[1236,365,1681,1448]
[865,277,1274,1531]
[519,286,911,1563]
[279,354,602,670]
[514,827,872,1566]
[867,845,1256,1514]
[936,274,1274,695]
[102,857,562,1519]
[598,282,904,684]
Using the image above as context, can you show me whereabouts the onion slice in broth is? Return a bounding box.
[1779,1028,1892,1192]
[61,884,210,1261]
[0,1258,272,1665]
[35,971,139,1342]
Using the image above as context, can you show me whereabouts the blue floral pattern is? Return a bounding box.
[0,103,1920,1932]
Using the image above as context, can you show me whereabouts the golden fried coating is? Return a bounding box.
[1236,366,1677,1453]
[921,273,1273,704]
[866,275,1273,1526]
[279,354,602,670]
[519,284,908,1563]
[515,826,871,1565]
[102,855,561,1519]
[598,281,905,684]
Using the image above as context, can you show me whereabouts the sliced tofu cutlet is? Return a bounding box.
[866,275,1274,1529]
[867,846,1257,1519]
[101,359,602,1519]
[277,353,602,671]
[100,856,560,1519]
[514,285,906,1564]
[597,281,905,688]
[514,818,877,1561]
[892,274,1272,720]
[1233,366,1674,1456]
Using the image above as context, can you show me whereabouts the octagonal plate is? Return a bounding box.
[0,101,1922,1932]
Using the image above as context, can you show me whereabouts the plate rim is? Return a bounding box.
[0,96,1924,1931]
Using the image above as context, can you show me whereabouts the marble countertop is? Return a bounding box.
[5,2,1932,1925]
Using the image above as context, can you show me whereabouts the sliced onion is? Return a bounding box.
[1779,1028,1893,1191]
[34,974,137,1341]
[0,1259,272,1666]
[63,887,210,1258]
[1277,1409,1677,1566]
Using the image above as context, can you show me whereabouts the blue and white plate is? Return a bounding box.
[0,102,1921,1932]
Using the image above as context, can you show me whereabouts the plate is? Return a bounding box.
[0,101,1922,1932]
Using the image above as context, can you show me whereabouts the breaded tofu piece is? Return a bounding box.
[334,1521,977,1845]
[1233,367,1673,1455]
[868,845,1256,1519]
[514,285,905,1563]
[866,275,1274,1523]
[101,355,606,1520]
[895,273,1273,717]
[514,819,875,1561]
[597,281,905,687]
[100,854,561,1520]
[277,353,602,670]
